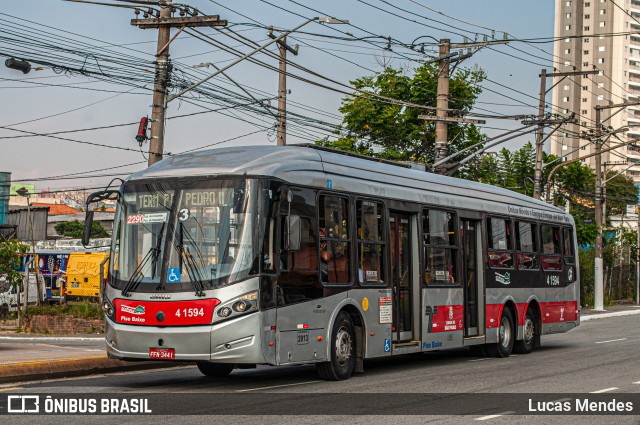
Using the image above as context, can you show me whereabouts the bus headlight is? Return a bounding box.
[102,298,115,319]
[213,291,258,323]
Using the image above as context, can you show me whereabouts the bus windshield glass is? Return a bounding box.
[110,178,259,292]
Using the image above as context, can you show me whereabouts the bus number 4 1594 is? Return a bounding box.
[175,308,205,318]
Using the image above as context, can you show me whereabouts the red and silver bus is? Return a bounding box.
[83,145,579,380]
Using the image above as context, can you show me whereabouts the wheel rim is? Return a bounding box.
[523,316,534,345]
[499,316,511,349]
[335,325,353,366]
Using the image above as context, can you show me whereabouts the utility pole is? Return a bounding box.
[532,69,598,200]
[131,3,227,166]
[637,204,640,305]
[434,39,451,162]
[594,106,604,311]
[270,33,298,146]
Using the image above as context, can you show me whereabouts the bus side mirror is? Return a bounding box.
[82,210,94,247]
[285,215,301,251]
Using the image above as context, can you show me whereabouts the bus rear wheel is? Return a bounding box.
[196,361,234,378]
[317,311,356,381]
[486,308,514,358]
[514,307,536,354]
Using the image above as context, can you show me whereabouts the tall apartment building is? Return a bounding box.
[552,0,640,183]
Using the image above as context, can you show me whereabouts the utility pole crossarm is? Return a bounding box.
[417,115,486,124]
[131,16,228,29]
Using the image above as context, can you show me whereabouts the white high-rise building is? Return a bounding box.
[552,0,640,182]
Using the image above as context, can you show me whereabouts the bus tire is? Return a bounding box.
[317,311,356,381]
[514,307,536,354]
[0,304,8,320]
[196,361,234,378]
[486,307,514,358]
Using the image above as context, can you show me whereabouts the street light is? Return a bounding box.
[168,16,348,102]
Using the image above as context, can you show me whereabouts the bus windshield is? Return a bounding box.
[110,178,260,293]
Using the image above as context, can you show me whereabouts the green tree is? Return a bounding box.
[0,239,29,293]
[604,171,638,218]
[318,63,486,164]
[54,219,109,238]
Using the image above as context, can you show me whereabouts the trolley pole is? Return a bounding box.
[594,107,604,311]
[435,39,451,162]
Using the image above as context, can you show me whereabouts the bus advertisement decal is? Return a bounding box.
[430,304,463,333]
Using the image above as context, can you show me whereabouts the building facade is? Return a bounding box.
[552,0,640,181]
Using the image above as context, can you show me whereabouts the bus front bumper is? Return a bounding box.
[104,312,266,364]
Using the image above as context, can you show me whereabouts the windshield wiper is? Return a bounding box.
[174,225,208,296]
[121,223,165,296]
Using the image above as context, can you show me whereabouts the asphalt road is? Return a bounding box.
[1,315,639,424]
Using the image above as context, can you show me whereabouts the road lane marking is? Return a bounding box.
[476,411,514,420]
[0,387,23,392]
[595,338,627,344]
[590,388,618,393]
[633,381,640,385]
[237,380,322,392]
[468,358,491,362]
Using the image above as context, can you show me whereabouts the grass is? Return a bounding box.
[24,303,103,320]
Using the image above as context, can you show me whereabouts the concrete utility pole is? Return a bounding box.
[272,35,299,146]
[594,107,604,311]
[637,204,640,305]
[131,3,227,166]
[532,69,598,200]
[434,39,451,162]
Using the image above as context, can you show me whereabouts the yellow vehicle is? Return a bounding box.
[65,252,109,301]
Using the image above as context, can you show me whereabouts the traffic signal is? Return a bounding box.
[136,116,149,146]
[5,58,31,74]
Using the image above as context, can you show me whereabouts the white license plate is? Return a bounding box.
[297,331,309,345]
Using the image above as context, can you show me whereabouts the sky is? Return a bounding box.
[0,0,557,193]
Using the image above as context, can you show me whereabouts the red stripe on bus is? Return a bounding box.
[113,298,220,326]
[430,304,464,333]
[486,301,579,329]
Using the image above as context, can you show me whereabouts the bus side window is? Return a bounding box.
[424,209,457,285]
[541,225,562,271]
[563,227,575,264]
[515,221,539,270]
[487,217,513,269]
[356,200,385,285]
[319,194,351,285]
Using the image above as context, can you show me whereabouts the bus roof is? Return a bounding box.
[126,145,571,224]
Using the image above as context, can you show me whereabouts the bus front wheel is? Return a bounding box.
[196,361,234,378]
[486,308,514,358]
[317,311,356,381]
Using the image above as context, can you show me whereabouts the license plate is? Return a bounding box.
[297,331,309,345]
[149,347,175,360]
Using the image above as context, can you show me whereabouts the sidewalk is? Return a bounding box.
[580,303,640,321]
[0,334,183,384]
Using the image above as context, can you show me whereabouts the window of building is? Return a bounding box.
[597,94,604,100]
[582,109,588,114]
[356,200,385,285]
[567,13,572,18]
[583,50,589,54]
[600,8,606,14]
[565,60,572,66]
[423,209,457,285]
[599,21,606,27]
[585,14,590,19]
[318,194,351,284]
[541,225,562,271]
[563,96,570,102]
[564,84,570,90]
[487,217,513,269]
[583,97,588,102]
[598,82,604,88]
[583,61,589,66]
[582,121,587,126]
[599,34,605,39]
[582,86,588,90]
[598,57,605,63]
[585,1,590,6]
[564,108,570,113]
[566,25,572,31]
[566,0,571,5]
[565,48,571,54]
[584,26,590,31]
[584,38,590,43]
[598,46,605,51]
[566,37,572,43]
[515,222,539,270]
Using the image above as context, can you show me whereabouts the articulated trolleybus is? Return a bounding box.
[83,145,579,380]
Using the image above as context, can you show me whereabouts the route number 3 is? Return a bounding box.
[178,208,190,221]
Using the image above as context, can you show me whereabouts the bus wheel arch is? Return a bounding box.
[486,301,516,358]
[317,305,363,380]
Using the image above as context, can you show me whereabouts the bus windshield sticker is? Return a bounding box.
[379,297,392,324]
[167,268,181,283]
[126,212,168,225]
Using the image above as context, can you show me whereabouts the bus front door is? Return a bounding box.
[390,212,416,343]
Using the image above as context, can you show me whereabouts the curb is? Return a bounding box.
[581,308,640,322]
[0,356,184,384]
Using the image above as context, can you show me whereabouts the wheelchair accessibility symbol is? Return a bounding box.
[384,339,390,353]
[168,268,180,283]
